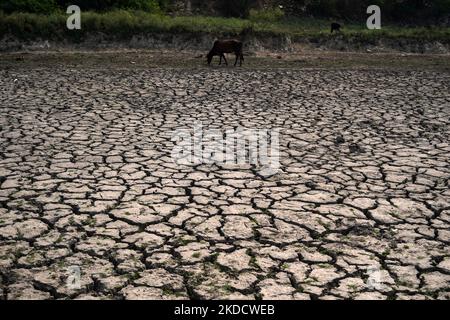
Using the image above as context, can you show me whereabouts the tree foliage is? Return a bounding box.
[1,0,450,23]
[0,0,165,13]
[291,0,450,22]
[216,0,254,18]
[0,0,59,14]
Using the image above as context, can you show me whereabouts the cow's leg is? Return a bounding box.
[234,53,239,66]
[222,54,228,66]
[219,55,222,65]
[240,53,244,66]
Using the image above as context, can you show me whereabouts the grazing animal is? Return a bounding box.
[331,22,342,33]
[207,40,244,67]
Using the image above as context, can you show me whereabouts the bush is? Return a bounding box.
[216,0,252,18]
[304,0,450,23]
[1,10,449,42]
[58,0,162,13]
[116,0,161,12]
[249,7,284,23]
[2,0,164,14]
[306,0,340,19]
[0,0,59,14]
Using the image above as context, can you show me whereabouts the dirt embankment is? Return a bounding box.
[1,32,450,54]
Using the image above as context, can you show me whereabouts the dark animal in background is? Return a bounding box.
[331,22,342,33]
[207,40,244,67]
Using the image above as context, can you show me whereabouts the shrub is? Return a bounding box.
[216,0,252,18]
[249,7,284,23]
[304,0,450,22]
[306,0,340,19]
[117,0,161,12]
[55,0,162,13]
[0,0,59,14]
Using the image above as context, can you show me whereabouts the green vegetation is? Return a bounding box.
[0,5,449,43]
[0,0,59,14]
[2,1,450,22]
[0,0,165,14]
[249,7,284,23]
[302,0,450,22]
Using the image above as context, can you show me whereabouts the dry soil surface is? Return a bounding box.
[0,50,449,300]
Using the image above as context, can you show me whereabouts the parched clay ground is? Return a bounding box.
[0,56,450,300]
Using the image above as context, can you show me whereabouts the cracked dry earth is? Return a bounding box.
[0,66,450,301]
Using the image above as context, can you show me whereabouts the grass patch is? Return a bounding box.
[1,11,449,43]
[222,284,234,292]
